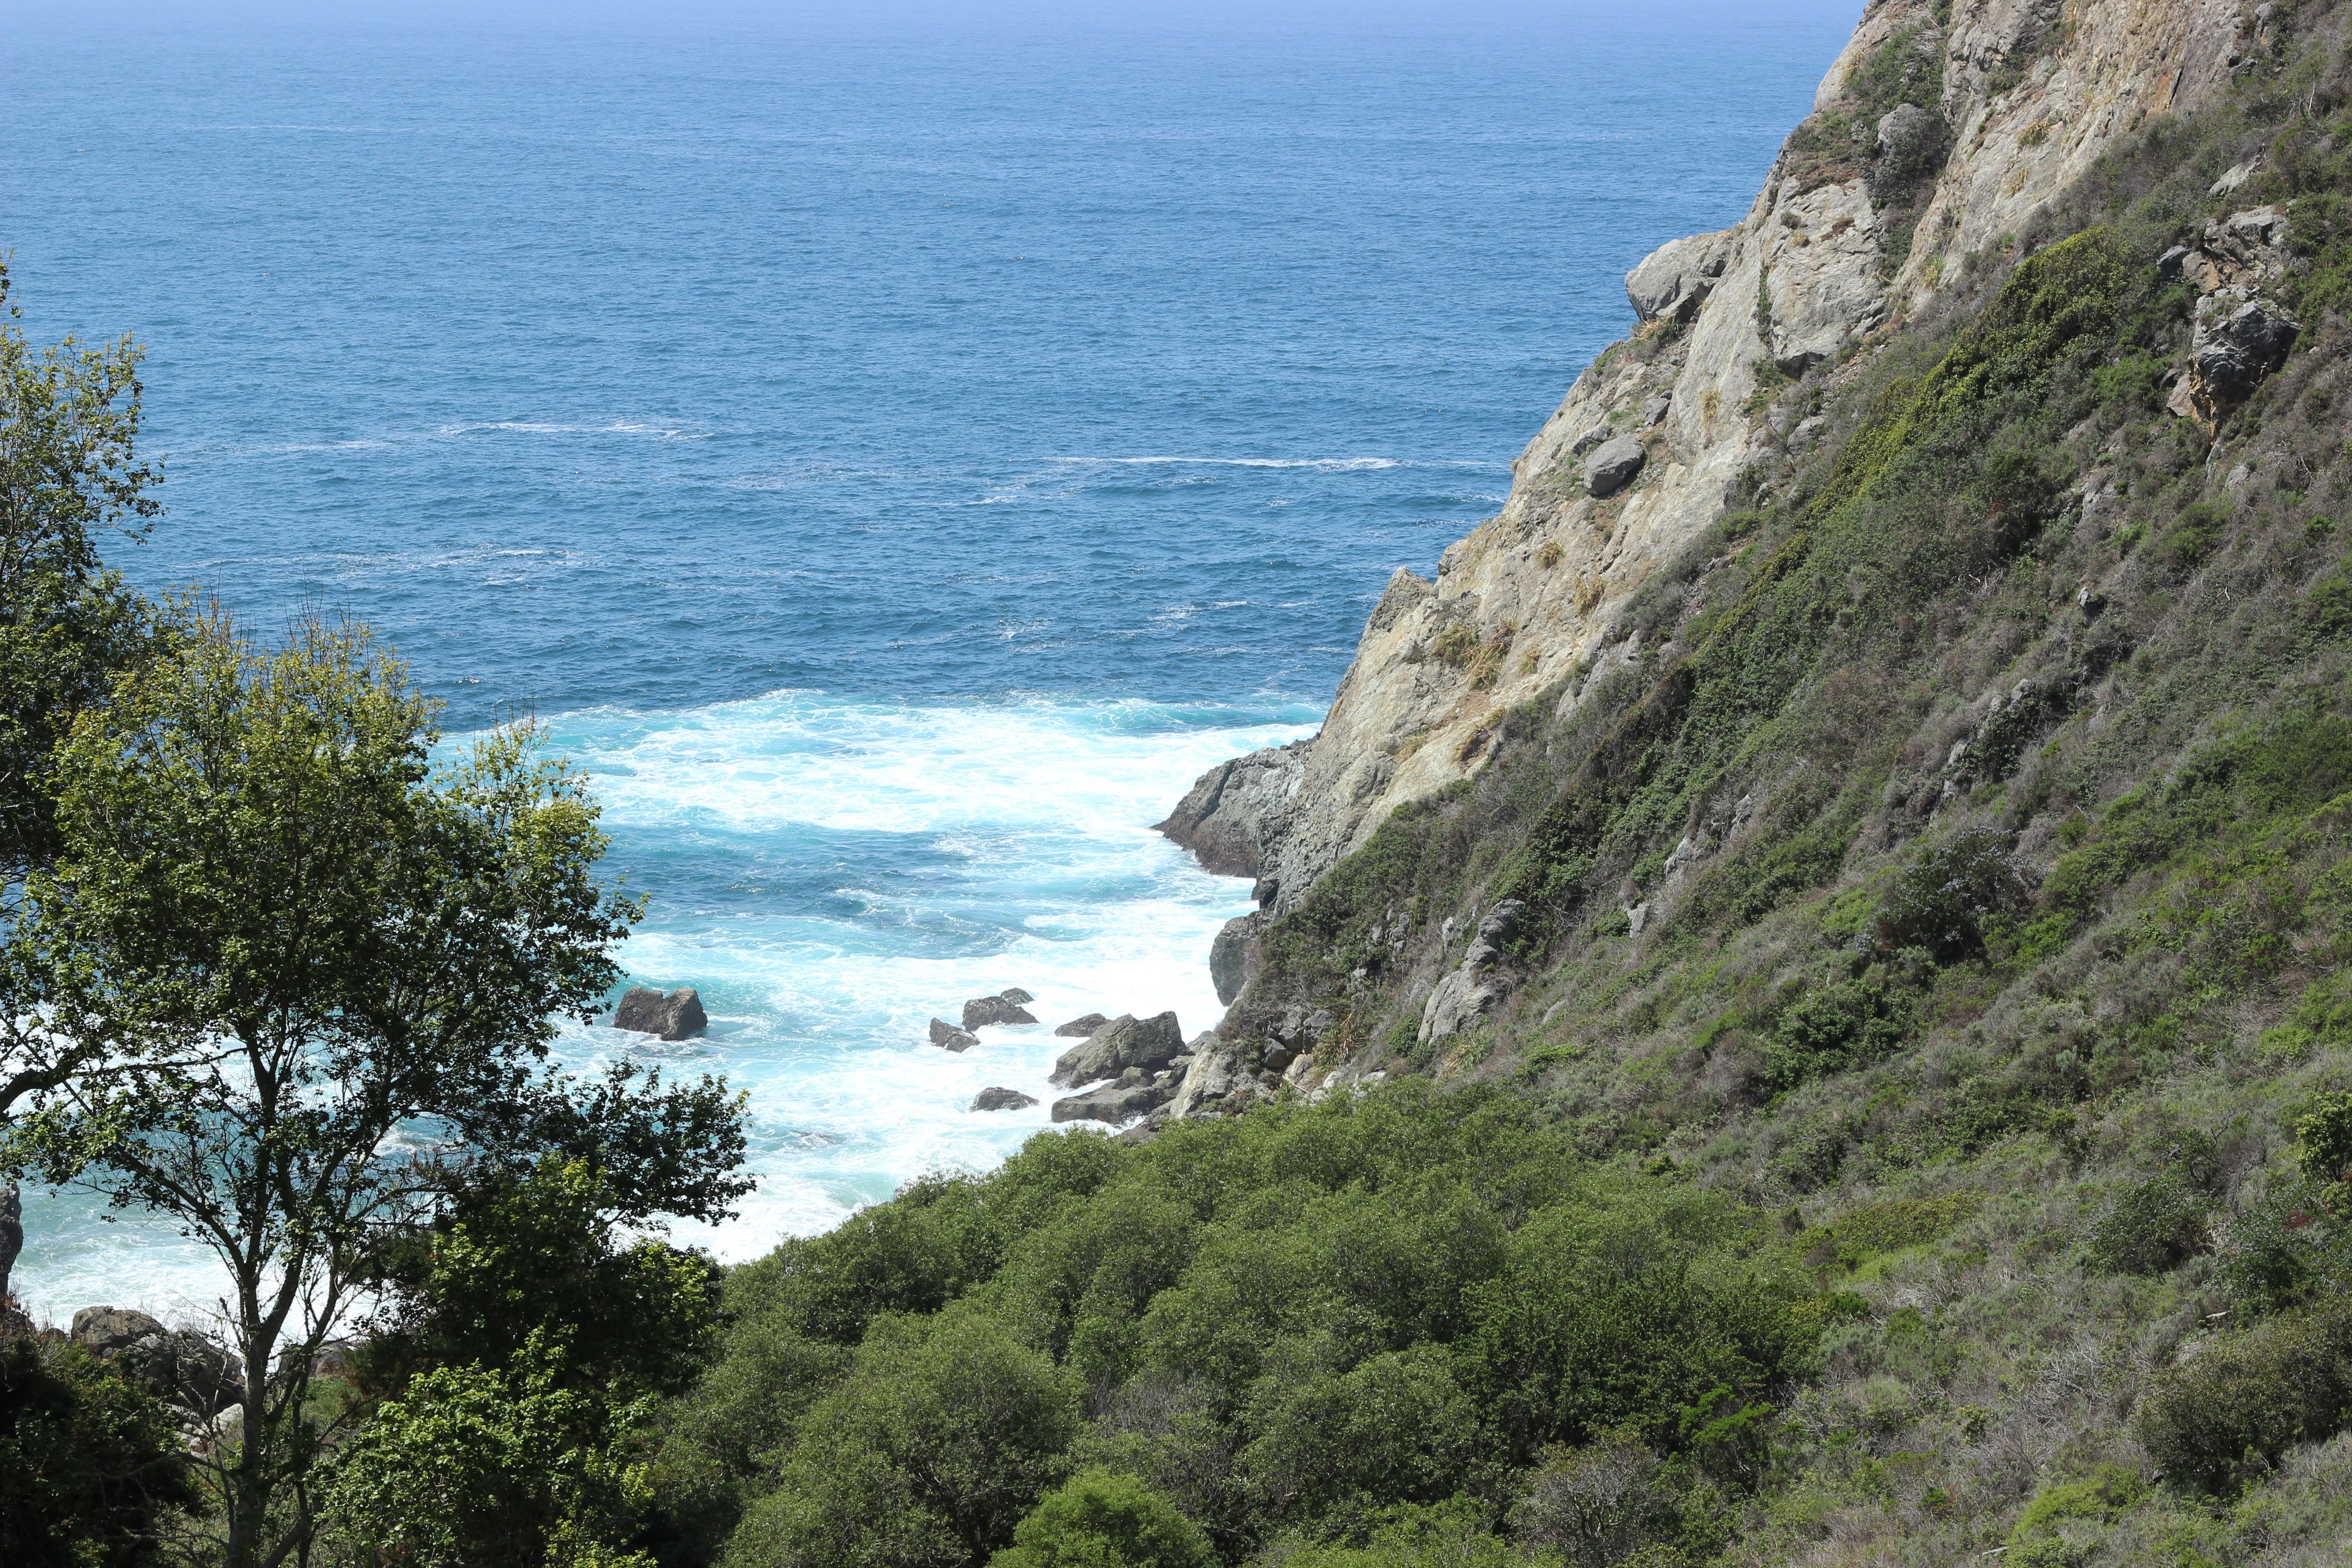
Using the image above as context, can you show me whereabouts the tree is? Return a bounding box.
[4,607,749,1568]
[0,261,170,1311]
[320,1328,657,1568]
[358,1154,723,1401]
[727,1305,1080,1568]
[990,1470,1213,1568]
[0,1336,204,1566]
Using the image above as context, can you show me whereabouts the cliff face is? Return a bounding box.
[1163,0,2264,926]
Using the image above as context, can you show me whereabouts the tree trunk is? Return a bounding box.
[0,1179,23,1327]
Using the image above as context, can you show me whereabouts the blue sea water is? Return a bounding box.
[3,0,1855,1320]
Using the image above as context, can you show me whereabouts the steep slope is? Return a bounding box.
[1163,0,2263,944]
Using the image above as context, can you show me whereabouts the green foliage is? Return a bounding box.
[0,1337,202,1568]
[2088,1175,2210,1275]
[2295,1092,2352,1184]
[0,263,167,894]
[359,1156,723,1401]
[681,1087,1821,1567]
[725,1305,1081,1568]
[2011,1465,2148,1541]
[1763,974,1914,1095]
[1802,1194,1981,1272]
[1270,1502,1544,1568]
[1,608,743,1568]
[990,1470,1213,1568]
[1873,827,2029,961]
[2135,1307,2352,1494]
[321,1328,657,1568]
[2155,500,2232,569]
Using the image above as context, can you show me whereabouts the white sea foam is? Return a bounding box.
[9,692,1316,1320]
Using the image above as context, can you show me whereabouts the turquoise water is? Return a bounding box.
[2,0,1852,1318]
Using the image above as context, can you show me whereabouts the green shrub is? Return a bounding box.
[990,1470,1214,1568]
[1804,1194,1983,1271]
[2215,1176,2352,1315]
[2297,1092,2352,1184]
[2012,1463,2148,1539]
[2088,1174,2210,1275]
[1873,826,2029,960]
[1763,976,1914,1093]
[323,1329,657,1568]
[2134,1306,2352,1494]
[0,1338,202,1568]
[2154,500,2230,569]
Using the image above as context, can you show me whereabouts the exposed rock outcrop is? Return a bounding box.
[1158,0,2259,934]
[1210,911,1271,1005]
[972,1087,1038,1112]
[1419,900,1526,1046]
[1583,436,1648,498]
[1054,1013,1109,1038]
[1626,228,1735,323]
[1051,1073,1171,1125]
[72,1307,245,1416]
[614,986,707,1042]
[1154,740,1313,879]
[1050,1011,1185,1088]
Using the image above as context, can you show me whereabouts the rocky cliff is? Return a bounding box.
[1161,0,2267,944]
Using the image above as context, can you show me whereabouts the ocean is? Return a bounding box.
[2,0,1854,1320]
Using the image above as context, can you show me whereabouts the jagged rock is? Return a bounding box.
[2192,295,2298,400]
[972,1087,1039,1112]
[73,1309,243,1416]
[1762,179,1886,375]
[1876,102,1936,162]
[2172,293,2298,419]
[1210,911,1271,1005]
[1167,1041,1244,1119]
[962,995,1038,1029]
[1625,228,1733,323]
[1155,740,1314,879]
[1584,436,1647,498]
[1054,1013,1109,1038]
[928,1018,980,1052]
[1418,900,1527,1047]
[1050,1011,1184,1088]
[1051,1081,1166,1125]
[73,1306,166,1354]
[2210,158,2259,196]
[998,987,1035,1005]
[613,986,707,1042]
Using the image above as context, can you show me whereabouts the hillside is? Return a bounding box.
[658,2,2352,1566]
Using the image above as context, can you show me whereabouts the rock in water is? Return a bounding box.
[972,1087,1039,1112]
[1054,1013,1110,1038]
[1584,436,1646,499]
[614,986,708,1042]
[929,1018,980,1052]
[999,987,1035,1005]
[1050,1011,1184,1088]
[962,995,1038,1029]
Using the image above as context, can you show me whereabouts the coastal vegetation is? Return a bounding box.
[11,2,2352,1567]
